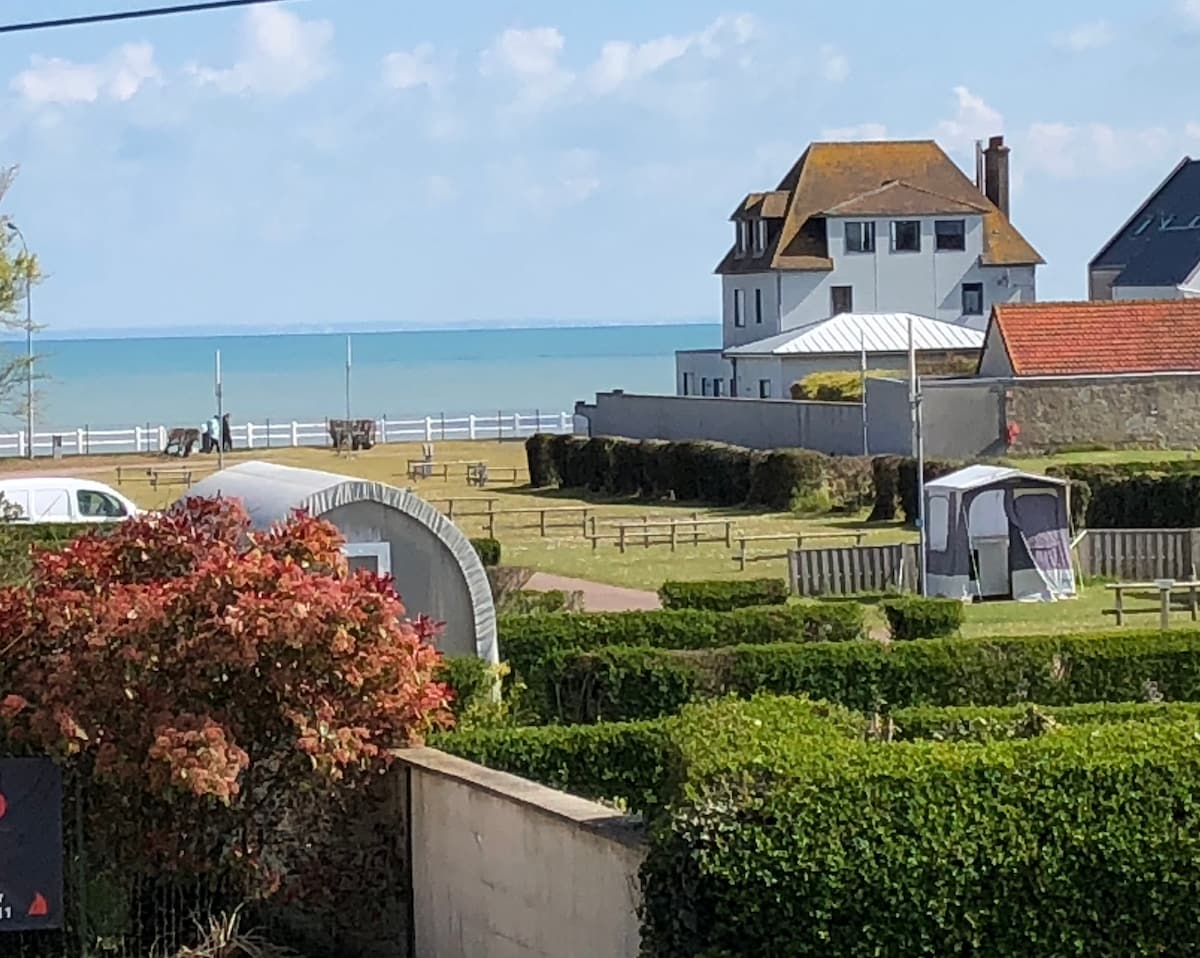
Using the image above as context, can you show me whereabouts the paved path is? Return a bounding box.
[525,573,661,612]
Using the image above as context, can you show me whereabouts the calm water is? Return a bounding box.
[0,324,719,431]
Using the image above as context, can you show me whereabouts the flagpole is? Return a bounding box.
[908,316,926,596]
[345,335,352,424]
[860,328,869,455]
[215,350,225,471]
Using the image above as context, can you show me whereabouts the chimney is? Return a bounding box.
[983,135,1010,217]
[974,140,985,193]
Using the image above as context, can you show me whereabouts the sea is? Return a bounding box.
[0,323,720,432]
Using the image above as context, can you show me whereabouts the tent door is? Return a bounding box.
[343,542,392,576]
[974,537,1010,598]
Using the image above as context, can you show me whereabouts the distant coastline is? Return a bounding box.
[3,317,718,344]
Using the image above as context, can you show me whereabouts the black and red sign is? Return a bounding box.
[0,759,63,932]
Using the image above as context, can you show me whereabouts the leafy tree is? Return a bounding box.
[0,165,44,420]
[0,498,453,898]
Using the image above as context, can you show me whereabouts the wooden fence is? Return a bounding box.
[788,543,919,597]
[1075,528,1200,582]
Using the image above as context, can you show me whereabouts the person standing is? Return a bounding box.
[208,414,221,455]
[221,413,233,453]
[199,419,212,454]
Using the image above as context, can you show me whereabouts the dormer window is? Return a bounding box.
[754,219,768,255]
[737,220,751,256]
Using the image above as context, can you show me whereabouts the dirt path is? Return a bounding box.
[525,572,661,612]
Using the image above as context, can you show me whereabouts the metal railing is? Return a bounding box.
[0,409,576,458]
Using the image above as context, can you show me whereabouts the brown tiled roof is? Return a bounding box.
[730,191,790,220]
[824,180,989,216]
[989,299,1200,376]
[717,140,1043,275]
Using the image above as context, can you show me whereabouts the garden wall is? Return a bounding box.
[400,748,646,958]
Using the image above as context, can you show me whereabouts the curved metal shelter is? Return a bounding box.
[182,461,497,664]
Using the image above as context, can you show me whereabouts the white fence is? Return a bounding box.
[0,410,576,458]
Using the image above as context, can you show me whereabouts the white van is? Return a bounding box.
[0,477,141,523]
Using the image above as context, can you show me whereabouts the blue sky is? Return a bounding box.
[1,0,1198,334]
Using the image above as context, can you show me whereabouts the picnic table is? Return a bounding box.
[116,465,197,490]
[406,459,483,481]
[1104,579,1200,627]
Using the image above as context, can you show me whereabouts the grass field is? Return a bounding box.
[5,440,1198,635]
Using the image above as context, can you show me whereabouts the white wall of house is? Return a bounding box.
[721,273,781,347]
[977,325,1014,377]
[1112,284,1200,300]
[720,217,1036,351]
[730,356,784,399]
[676,349,734,397]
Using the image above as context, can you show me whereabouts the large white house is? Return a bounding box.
[678,135,1044,399]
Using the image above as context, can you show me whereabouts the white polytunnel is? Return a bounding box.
[180,461,498,664]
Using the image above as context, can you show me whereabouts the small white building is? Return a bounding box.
[679,135,1042,397]
[722,312,983,401]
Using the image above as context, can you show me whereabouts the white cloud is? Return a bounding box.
[1055,20,1113,51]
[1183,0,1200,25]
[383,43,450,92]
[1022,122,1174,178]
[188,6,333,97]
[479,27,574,114]
[821,122,889,141]
[818,45,849,83]
[935,86,1004,151]
[11,43,160,105]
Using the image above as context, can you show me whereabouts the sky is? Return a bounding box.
[1,0,1199,336]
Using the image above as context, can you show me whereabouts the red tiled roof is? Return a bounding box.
[991,299,1200,376]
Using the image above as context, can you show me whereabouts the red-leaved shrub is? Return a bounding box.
[0,497,452,899]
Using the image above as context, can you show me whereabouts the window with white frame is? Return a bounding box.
[845,221,875,253]
[713,379,723,397]
[701,377,711,397]
[737,220,751,256]
[342,542,392,576]
[935,220,966,252]
[733,289,746,327]
[962,282,984,316]
[682,372,694,395]
[759,379,772,399]
[755,288,764,324]
[754,219,768,255]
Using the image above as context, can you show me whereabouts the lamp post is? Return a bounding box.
[4,221,34,459]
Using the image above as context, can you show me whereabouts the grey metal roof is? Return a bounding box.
[724,312,984,357]
[1092,158,1200,287]
[182,461,497,664]
[925,464,1067,493]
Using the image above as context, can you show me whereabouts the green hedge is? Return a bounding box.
[537,628,1200,723]
[436,720,671,813]
[890,701,1200,742]
[880,595,964,640]
[658,579,788,612]
[470,537,502,567]
[497,589,580,616]
[499,603,865,681]
[1046,465,1200,529]
[641,721,1200,957]
[866,456,962,523]
[435,656,496,719]
[523,434,871,513]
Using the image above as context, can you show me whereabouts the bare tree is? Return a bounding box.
[0,165,45,421]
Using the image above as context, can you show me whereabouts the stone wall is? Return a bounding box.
[1005,374,1200,451]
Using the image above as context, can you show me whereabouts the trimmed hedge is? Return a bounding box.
[470,537,502,567]
[641,722,1200,957]
[536,628,1200,723]
[497,589,582,616]
[523,434,871,513]
[866,455,961,523]
[435,656,496,719]
[658,579,788,612]
[890,700,1200,742]
[1047,464,1200,529]
[880,595,964,640]
[499,603,865,681]
[436,720,671,813]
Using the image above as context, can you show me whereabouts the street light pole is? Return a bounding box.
[5,222,34,459]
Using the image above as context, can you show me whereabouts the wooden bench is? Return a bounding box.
[734,531,867,571]
[117,465,197,490]
[406,459,483,481]
[467,463,521,487]
[1104,580,1200,627]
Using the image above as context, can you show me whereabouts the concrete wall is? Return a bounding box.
[576,392,867,454]
[402,749,646,958]
[865,377,1007,460]
[1003,374,1200,451]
